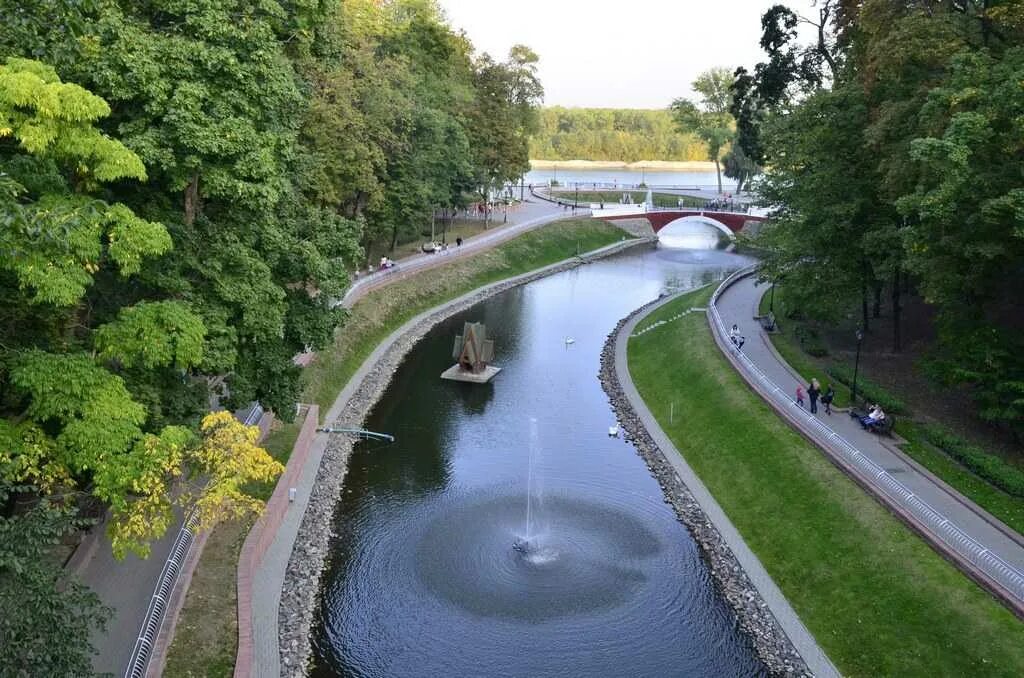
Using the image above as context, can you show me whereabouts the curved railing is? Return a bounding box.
[709,267,1024,609]
[123,511,199,678]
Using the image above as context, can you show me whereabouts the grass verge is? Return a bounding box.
[162,517,252,678]
[628,286,1024,677]
[163,217,630,675]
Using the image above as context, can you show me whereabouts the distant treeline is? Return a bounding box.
[529,107,706,161]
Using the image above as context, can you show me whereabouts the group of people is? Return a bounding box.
[795,378,835,415]
[378,256,395,270]
[728,324,746,351]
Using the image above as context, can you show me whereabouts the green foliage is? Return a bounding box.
[919,424,1024,499]
[825,363,907,414]
[744,1,1024,435]
[0,489,111,677]
[671,68,736,192]
[529,107,706,162]
[95,301,205,370]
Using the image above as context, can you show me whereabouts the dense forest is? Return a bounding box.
[0,0,540,671]
[740,0,1024,439]
[529,107,707,161]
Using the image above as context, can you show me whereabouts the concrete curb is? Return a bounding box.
[611,289,839,678]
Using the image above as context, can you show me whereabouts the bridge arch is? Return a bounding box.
[658,215,736,240]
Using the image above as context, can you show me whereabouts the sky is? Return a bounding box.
[438,0,820,109]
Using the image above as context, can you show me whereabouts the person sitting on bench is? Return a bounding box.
[860,404,886,430]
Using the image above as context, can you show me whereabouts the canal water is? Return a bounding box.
[311,241,764,677]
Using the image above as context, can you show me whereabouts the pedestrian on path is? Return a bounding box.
[808,379,821,414]
[456,237,463,248]
[821,384,835,415]
[736,335,745,351]
[795,385,805,408]
[729,324,740,346]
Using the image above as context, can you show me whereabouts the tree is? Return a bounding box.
[468,46,544,224]
[671,68,735,193]
[0,490,111,676]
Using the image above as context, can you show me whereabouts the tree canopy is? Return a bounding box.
[529,107,707,162]
[744,0,1024,438]
[1,0,543,669]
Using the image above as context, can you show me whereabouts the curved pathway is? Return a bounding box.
[711,271,1024,615]
[341,199,581,308]
[613,290,839,678]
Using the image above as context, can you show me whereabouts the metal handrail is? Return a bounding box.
[708,267,1024,603]
[123,511,200,678]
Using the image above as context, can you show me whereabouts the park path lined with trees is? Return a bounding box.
[734,0,1024,444]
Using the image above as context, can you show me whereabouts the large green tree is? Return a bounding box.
[671,67,735,193]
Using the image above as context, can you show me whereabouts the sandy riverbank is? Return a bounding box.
[530,159,717,171]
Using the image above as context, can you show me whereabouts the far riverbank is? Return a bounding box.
[530,159,717,171]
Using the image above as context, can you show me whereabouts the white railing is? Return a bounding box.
[709,267,1024,605]
[123,511,199,678]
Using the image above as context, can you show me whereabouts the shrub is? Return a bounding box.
[920,425,1024,498]
[827,364,907,413]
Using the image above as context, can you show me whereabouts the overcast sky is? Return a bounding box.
[438,0,819,109]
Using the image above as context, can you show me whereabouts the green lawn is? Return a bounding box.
[163,217,631,676]
[628,287,1024,677]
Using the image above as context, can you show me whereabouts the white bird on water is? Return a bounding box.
[564,337,575,345]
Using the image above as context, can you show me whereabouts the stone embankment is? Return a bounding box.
[277,237,653,675]
[599,301,812,677]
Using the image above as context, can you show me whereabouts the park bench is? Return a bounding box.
[755,312,777,332]
[849,407,895,436]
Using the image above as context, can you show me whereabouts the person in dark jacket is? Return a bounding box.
[821,383,835,415]
[808,378,821,415]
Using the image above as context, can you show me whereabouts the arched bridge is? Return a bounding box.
[594,208,766,238]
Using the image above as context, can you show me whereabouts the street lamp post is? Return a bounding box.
[851,328,864,406]
[574,183,578,213]
[769,280,776,314]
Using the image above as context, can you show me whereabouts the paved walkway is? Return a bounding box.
[712,272,1024,611]
[616,290,839,677]
[341,198,576,308]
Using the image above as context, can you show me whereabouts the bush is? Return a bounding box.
[827,364,907,413]
[920,425,1024,499]
[795,326,829,357]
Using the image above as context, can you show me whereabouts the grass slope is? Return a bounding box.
[162,217,629,676]
[628,287,1024,677]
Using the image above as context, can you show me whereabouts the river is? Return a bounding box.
[311,241,764,677]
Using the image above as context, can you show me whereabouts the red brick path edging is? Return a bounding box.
[234,404,320,678]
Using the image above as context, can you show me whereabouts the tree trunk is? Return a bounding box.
[184,173,200,226]
[390,223,399,252]
[873,282,882,318]
[714,159,722,194]
[892,265,902,352]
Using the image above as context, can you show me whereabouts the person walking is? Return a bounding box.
[808,379,821,415]
[795,385,805,408]
[821,383,835,415]
[456,237,463,248]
